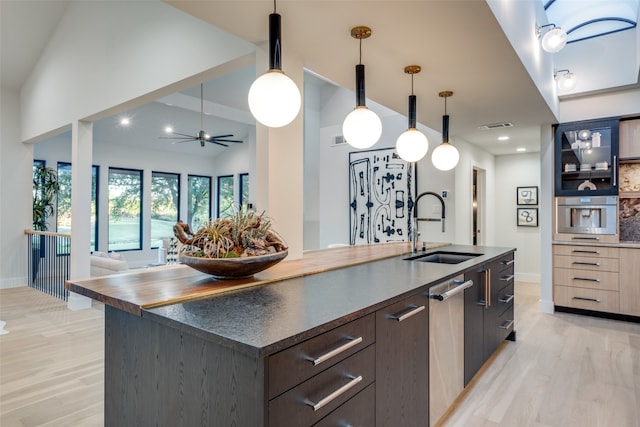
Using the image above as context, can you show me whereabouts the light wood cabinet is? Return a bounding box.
[620,119,640,159]
[553,244,620,314]
[620,247,640,316]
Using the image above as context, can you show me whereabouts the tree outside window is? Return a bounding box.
[240,173,250,210]
[217,175,234,218]
[108,168,142,251]
[151,172,179,248]
[188,175,211,231]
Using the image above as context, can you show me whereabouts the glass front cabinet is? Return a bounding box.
[555,118,620,196]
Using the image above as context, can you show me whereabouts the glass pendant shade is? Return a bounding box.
[396,129,428,162]
[248,10,301,128]
[432,142,460,171]
[556,71,577,91]
[249,71,301,127]
[541,27,567,53]
[343,106,382,149]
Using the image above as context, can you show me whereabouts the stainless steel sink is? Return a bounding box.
[404,251,482,264]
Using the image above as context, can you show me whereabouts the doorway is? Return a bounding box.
[472,167,486,246]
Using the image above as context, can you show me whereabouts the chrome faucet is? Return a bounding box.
[412,191,446,252]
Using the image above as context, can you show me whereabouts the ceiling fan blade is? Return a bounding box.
[209,140,229,147]
[158,136,194,141]
[171,131,197,138]
[213,139,243,144]
[209,134,234,139]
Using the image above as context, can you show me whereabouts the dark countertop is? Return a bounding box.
[144,245,515,357]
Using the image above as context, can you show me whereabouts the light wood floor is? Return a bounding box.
[1,283,639,427]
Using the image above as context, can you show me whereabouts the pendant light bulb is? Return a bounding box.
[343,26,382,149]
[396,65,428,162]
[248,3,301,128]
[432,91,459,171]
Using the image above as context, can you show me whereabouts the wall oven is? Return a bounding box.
[556,196,617,236]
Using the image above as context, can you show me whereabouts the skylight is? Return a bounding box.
[542,0,639,43]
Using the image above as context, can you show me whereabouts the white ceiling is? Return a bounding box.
[2,0,638,157]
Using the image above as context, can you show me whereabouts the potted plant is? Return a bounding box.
[31,164,60,281]
[32,164,60,231]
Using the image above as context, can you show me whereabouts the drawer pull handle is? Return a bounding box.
[305,375,363,411]
[499,319,514,330]
[573,261,600,266]
[572,236,600,241]
[499,294,514,304]
[572,250,599,254]
[390,304,426,322]
[500,274,514,282]
[308,336,363,366]
[573,277,600,283]
[573,296,600,303]
[501,259,515,266]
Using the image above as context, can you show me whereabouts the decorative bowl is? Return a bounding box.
[179,250,288,279]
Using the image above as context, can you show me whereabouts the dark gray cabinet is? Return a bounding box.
[463,252,515,386]
[376,293,430,427]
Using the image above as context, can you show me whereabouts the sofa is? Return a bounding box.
[90,251,129,277]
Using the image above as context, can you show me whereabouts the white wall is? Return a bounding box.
[20,1,255,143]
[495,153,541,282]
[303,80,322,250]
[0,87,33,288]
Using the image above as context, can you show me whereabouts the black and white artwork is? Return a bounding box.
[349,148,414,245]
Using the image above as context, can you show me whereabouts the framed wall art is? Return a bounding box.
[517,208,538,227]
[517,186,538,205]
[349,147,415,245]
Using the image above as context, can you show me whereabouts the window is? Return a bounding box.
[55,163,100,251]
[151,172,180,248]
[108,168,142,251]
[187,175,211,231]
[239,173,250,209]
[217,175,234,218]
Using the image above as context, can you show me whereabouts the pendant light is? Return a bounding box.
[248,0,301,128]
[395,65,428,162]
[342,26,382,149]
[431,91,460,171]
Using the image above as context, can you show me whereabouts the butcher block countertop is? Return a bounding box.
[66,242,447,316]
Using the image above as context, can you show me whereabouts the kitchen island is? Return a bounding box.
[67,243,516,427]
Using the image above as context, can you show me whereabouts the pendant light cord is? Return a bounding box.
[358,38,362,65]
[273,0,276,13]
[444,95,447,115]
[200,83,204,131]
[411,74,414,96]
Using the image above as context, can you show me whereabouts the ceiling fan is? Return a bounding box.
[159,83,243,147]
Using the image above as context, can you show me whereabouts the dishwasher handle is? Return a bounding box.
[430,279,474,301]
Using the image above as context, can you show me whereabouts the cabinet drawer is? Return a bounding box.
[495,253,515,273]
[553,267,619,291]
[554,255,619,272]
[268,313,374,399]
[497,283,515,308]
[497,303,514,335]
[313,383,375,427]
[495,269,515,292]
[269,345,375,427]
[554,285,619,313]
[553,245,619,259]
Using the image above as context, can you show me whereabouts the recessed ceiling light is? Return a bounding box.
[164,126,173,133]
[120,117,130,126]
[498,136,510,141]
[516,147,526,152]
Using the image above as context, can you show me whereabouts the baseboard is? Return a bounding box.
[515,272,540,283]
[539,298,555,314]
[0,276,27,289]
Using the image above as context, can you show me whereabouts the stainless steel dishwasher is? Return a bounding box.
[428,275,474,427]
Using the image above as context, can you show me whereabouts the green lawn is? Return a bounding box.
[108,218,175,251]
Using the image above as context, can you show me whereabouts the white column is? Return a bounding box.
[67,120,93,310]
[539,124,555,314]
[254,46,304,259]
